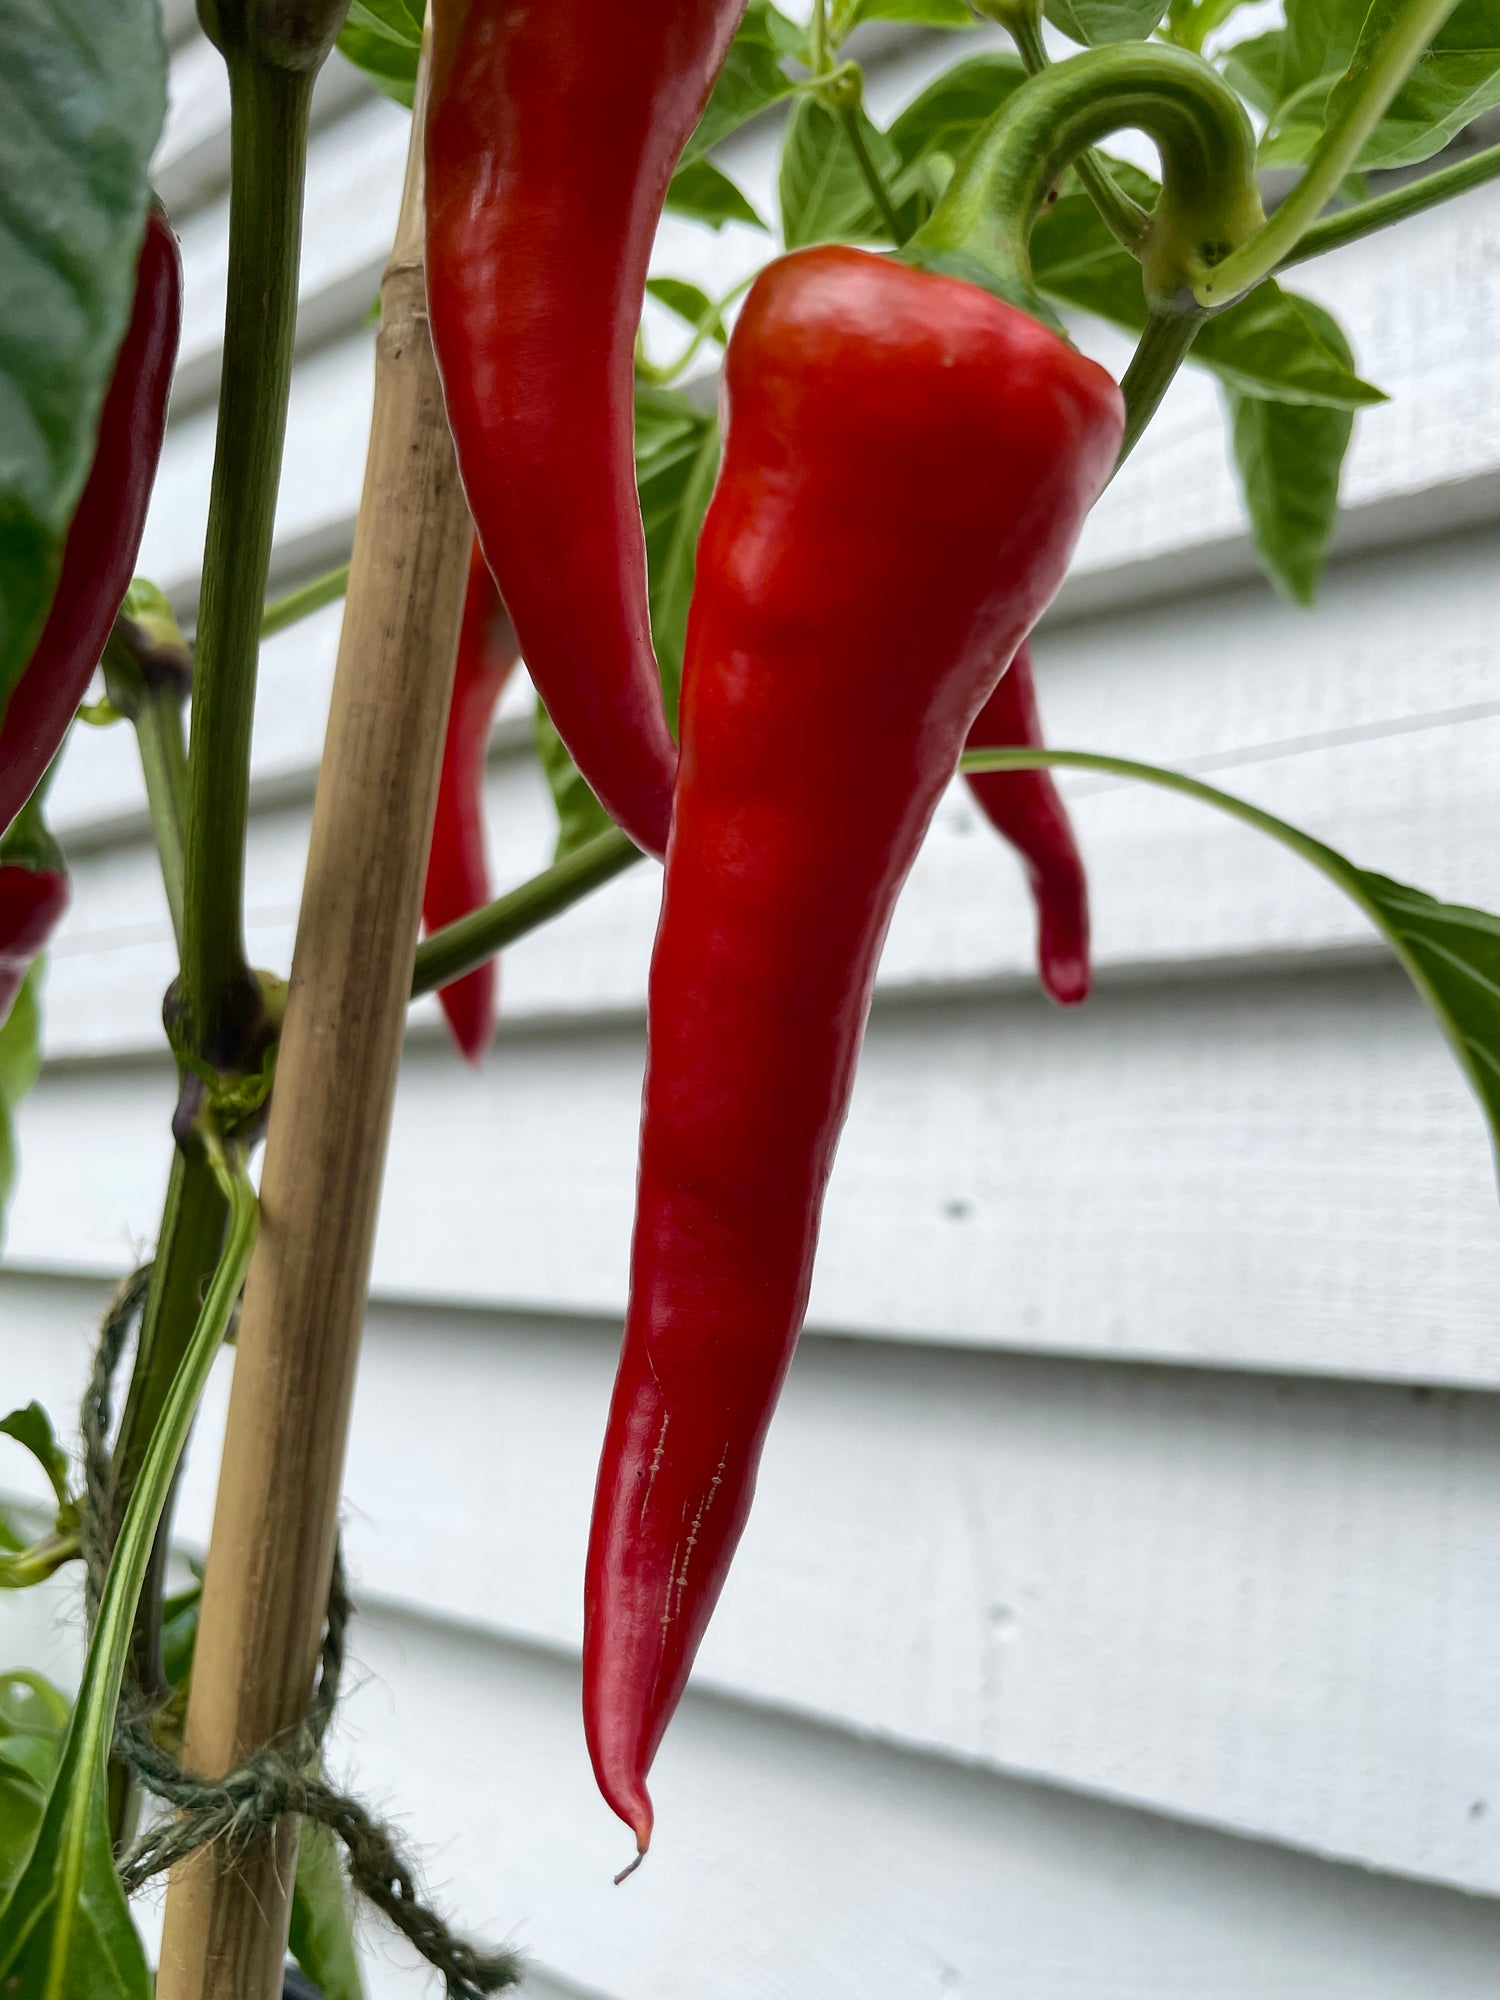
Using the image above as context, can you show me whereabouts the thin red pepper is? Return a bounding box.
[0,776,69,1034]
[422,537,520,1063]
[583,245,1123,1860]
[424,0,747,859]
[0,205,181,839]
[964,640,1091,1006]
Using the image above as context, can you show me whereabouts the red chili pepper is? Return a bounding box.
[964,640,1091,1006]
[0,777,69,1034]
[425,0,747,859]
[0,205,181,839]
[422,537,520,1063]
[584,245,1123,1859]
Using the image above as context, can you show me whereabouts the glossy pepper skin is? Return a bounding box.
[0,205,181,839]
[0,865,68,1034]
[425,0,747,860]
[422,538,520,1062]
[584,245,1123,1855]
[964,640,1091,1006]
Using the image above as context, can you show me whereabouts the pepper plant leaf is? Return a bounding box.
[0,1675,68,1906]
[0,1405,70,1512]
[779,95,903,246]
[1330,0,1500,167]
[887,51,1027,176]
[960,747,1500,1179]
[1045,0,1171,43]
[841,0,975,28]
[0,963,44,1253]
[335,0,422,107]
[0,0,167,706]
[1226,304,1356,604]
[0,1146,256,2000]
[289,1822,367,2000]
[665,158,768,232]
[682,1,805,163]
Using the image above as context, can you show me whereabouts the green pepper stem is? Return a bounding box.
[1199,0,1461,302]
[411,826,642,998]
[998,5,1150,253]
[836,98,904,241]
[908,43,1261,312]
[179,54,313,1070]
[1282,136,1500,266]
[1115,306,1204,470]
[259,560,351,639]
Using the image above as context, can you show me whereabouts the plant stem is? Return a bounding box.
[260,561,351,639]
[179,55,314,1071]
[1198,0,1462,303]
[1115,306,1204,468]
[1004,7,1149,253]
[836,98,904,240]
[1283,138,1500,264]
[102,627,191,951]
[411,826,643,998]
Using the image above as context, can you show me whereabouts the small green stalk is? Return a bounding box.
[978,0,1150,253]
[102,612,193,952]
[1115,306,1205,467]
[1199,0,1462,302]
[411,827,642,998]
[178,54,314,1073]
[907,43,1262,314]
[1283,137,1500,265]
[260,561,351,639]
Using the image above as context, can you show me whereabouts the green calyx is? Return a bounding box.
[906,42,1262,315]
[198,0,352,72]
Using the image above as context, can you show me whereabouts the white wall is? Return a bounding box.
[4,16,1500,1997]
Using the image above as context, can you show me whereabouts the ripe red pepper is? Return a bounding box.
[0,204,181,839]
[421,537,520,1063]
[584,245,1123,1859]
[964,640,1091,1006]
[0,780,69,1033]
[425,0,747,860]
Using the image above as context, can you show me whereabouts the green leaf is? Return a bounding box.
[962,745,1500,1179]
[665,157,768,231]
[684,1,804,161]
[0,1406,69,1512]
[1220,27,1287,112]
[0,0,167,705]
[1227,298,1355,606]
[1045,0,1170,44]
[1196,286,1385,409]
[845,0,975,26]
[887,51,1028,173]
[1343,0,1500,167]
[159,1574,202,1689]
[289,1822,366,2000]
[0,1674,67,1905]
[534,706,614,863]
[779,95,903,247]
[334,0,422,106]
[646,279,728,347]
[0,1146,256,2000]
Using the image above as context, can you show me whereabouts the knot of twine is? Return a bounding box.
[83,1265,523,1999]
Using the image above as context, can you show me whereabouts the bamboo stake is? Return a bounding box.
[156,46,470,2000]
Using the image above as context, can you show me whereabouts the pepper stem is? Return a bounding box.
[905,42,1262,315]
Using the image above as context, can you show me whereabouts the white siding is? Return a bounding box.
[4,18,1500,1997]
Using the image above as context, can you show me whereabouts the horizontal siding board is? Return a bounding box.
[7,963,1496,1382]
[10,1558,1500,1998]
[5,1253,1500,1893]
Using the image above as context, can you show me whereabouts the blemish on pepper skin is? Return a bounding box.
[639,1413,669,1522]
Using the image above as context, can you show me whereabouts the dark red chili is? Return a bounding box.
[584,245,1123,1859]
[964,639,1091,1006]
[0,205,181,839]
[0,780,69,1033]
[425,0,748,859]
[422,537,520,1062]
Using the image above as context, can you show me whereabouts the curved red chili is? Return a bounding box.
[964,640,1091,1006]
[422,538,520,1063]
[0,205,181,839]
[425,0,747,860]
[583,245,1123,1859]
[0,865,69,1033]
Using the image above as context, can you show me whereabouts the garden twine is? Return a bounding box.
[82,1263,524,1999]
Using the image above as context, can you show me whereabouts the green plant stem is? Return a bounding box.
[180,55,314,1070]
[104,1147,228,1846]
[909,44,1261,312]
[835,97,903,240]
[260,561,351,639]
[1115,306,1204,467]
[1199,0,1462,302]
[411,827,642,998]
[1002,7,1149,252]
[1283,138,1500,264]
[102,629,191,951]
